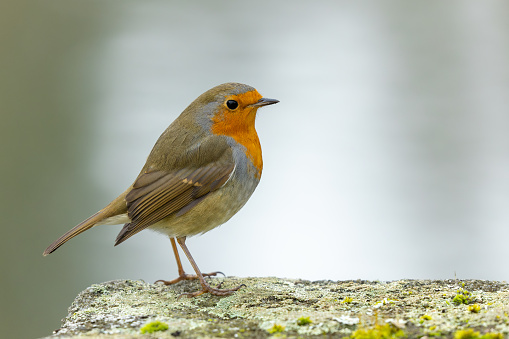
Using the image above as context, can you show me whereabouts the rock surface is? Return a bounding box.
[45,278,509,338]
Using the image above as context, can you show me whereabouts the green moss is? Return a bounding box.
[296,316,312,326]
[267,324,285,334]
[483,334,504,339]
[453,289,474,305]
[140,321,169,334]
[455,329,480,339]
[350,323,406,339]
[468,304,481,313]
[454,329,504,339]
[420,314,432,321]
[427,327,443,337]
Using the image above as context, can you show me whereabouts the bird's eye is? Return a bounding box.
[226,100,239,110]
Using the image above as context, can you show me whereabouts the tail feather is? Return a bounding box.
[43,211,103,256]
[43,189,129,256]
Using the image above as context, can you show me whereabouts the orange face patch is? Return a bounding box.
[211,90,264,178]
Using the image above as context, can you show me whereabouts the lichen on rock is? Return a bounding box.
[44,278,509,338]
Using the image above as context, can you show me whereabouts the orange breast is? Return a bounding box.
[211,90,263,178]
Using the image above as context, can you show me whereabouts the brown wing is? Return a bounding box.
[114,162,234,245]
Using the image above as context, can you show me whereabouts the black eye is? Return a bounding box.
[226,100,238,110]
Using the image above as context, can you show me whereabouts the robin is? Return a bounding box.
[43,82,278,297]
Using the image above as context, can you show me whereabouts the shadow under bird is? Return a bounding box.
[44,82,279,297]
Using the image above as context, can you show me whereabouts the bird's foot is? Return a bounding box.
[178,281,246,299]
[155,271,224,285]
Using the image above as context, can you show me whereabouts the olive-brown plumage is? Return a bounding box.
[43,83,278,297]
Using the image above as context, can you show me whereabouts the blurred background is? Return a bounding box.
[1,0,508,337]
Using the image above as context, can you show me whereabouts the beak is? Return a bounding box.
[249,97,279,108]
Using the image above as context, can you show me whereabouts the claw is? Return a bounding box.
[155,271,223,285]
[204,271,224,278]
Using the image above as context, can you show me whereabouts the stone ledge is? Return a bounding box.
[45,278,509,338]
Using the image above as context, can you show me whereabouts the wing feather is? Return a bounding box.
[115,162,235,245]
[131,171,167,189]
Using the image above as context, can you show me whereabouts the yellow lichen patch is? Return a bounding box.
[420,314,432,322]
[350,323,406,339]
[342,296,354,304]
[468,304,481,313]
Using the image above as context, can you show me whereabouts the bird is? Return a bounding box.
[43,82,278,297]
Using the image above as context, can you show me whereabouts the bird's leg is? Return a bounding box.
[155,237,223,285]
[176,237,245,298]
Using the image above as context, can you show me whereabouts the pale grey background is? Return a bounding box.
[1,1,508,338]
